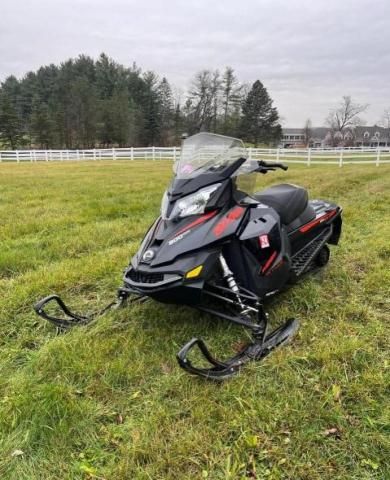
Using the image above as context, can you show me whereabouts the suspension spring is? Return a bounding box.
[219,254,247,312]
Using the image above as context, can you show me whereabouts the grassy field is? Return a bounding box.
[0,161,389,479]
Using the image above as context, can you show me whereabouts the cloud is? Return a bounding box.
[0,0,389,126]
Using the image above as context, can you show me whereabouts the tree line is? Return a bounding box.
[0,53,281,149]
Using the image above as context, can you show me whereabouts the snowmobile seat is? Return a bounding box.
[254,183,308,225]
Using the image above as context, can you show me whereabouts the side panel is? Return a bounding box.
[227,205,292,297]
[288,200,342,255]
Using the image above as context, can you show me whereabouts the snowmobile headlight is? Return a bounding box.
[170,183,221,219]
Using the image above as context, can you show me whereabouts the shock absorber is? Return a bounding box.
[219,254,247,312]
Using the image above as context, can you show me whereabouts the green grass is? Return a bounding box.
[0,161,389,480]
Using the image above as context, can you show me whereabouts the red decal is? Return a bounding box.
[174,210,217,237]
[261,250,278,274]
[259,234,270,249]
[213,206,245,237]
[299,209,337,233]
[265,259,284,276]
[227,206,245,220]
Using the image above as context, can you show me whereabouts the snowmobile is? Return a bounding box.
[34,133,342,380]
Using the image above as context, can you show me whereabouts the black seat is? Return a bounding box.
[254,183,308,225]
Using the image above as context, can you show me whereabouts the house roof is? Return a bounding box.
[282,128,305,134]
[282,125,390,141]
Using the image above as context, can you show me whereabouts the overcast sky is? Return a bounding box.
[1,0,389,126]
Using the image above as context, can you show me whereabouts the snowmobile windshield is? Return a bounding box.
[175,133,246,179]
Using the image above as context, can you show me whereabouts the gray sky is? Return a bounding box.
[1,0,389,126]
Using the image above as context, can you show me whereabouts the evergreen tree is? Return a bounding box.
[157,77,174,145]
[141,71,162,145]
[240,80,281,146]
[173,103,184,144]
[30,97,56,148]
[69,77,98,147]
[0,91,23,148]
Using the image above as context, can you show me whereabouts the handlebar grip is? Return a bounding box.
[267,162,288,171]
[257,161,288,171]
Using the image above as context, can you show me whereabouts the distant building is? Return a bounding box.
[281,126,390,148]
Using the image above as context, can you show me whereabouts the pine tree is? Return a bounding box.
[0,91,23,148]
[173,103,184,144]
[157,77,174,145]
[141,71,162,145]
[240,80,281,146]
[69,77,98,147]
[30,97,56,148]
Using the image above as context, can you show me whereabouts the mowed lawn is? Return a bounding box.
[0,161,389,480]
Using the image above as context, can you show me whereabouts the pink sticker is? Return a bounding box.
[259,234,270,249]
[180,164,194,174]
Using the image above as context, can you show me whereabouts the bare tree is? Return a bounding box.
[325,96,368,146]
[187,69,221,133]
[303,118,312,147]
[379,107,390,135]
[326,96,368,131]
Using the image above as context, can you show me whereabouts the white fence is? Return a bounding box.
[1,146,390,166]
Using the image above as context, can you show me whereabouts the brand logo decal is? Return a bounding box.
[142,249,155,261]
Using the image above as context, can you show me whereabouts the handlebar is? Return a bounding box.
[257,160,288,171]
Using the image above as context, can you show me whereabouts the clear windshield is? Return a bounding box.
[175,132,246,179]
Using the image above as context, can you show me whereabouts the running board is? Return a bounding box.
[291,226,332,275]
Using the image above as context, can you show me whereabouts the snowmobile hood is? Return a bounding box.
[133,205,247,268]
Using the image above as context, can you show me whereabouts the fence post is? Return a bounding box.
[93,149,96,161]
[76,149,79,160]
[112,147,116,160]
[0,151,2,162]
[376,147,380,167]
[152,146,155,160]
[82,150,85,160]
[60,151,63,161]
[45,151,48,162]
[16,150,20,163]
[131,147,134,160]
[307,148,311,166]
[339,150,343,167]
[30,151,33,162]
[276,148,280,163]
[173,146,176,162]
[248,147,252,160]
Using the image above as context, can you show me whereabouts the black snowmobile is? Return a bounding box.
[35,133,342,380]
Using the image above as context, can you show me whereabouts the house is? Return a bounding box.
[281,126,390,148]
[352,126,389,147]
